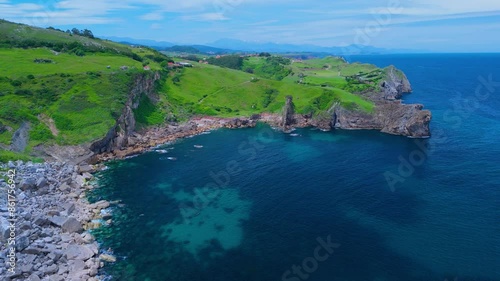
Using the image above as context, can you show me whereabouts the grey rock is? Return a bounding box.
[78,165,93,174]
[19,222,32,231]
[36,177,48,188]
[69,259,86,272]
[28,273,41,281]
[20,262,34,273]
[10,122,30,152]
[93,200,110,210]
[47,251,62,262]
[61,218,83,233]
[42,274,65,281]
[75,175,85,187]
[23,247,43,255]
[65,245,95,261]
[0,216,12,242]
[81,232,94,244]
[62,203,75,216]
[99,253,117,263]
[16,235,30,251]
[58,183,70,192]
[24,253,37,264]
[82,172,92,180]
[44,264,58,275]
[34,215,48,226]
[48,216,67,227]
[20,177,37,191]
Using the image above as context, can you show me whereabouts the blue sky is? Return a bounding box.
[1,0,500,52]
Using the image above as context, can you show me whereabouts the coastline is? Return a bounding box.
[0,104,430,280]
[0,162,115,280]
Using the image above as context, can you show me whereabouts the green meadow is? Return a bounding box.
[0,19,391,162]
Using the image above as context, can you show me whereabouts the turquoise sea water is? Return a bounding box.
[90,54,500,281]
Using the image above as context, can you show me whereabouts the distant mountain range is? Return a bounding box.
[102,36,175,48]
[208,38,425,55]
[102,36,425,55]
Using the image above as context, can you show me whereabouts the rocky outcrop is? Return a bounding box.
[0,161,116,280]
[381,66,412,100]
[90,71,161,154]
[10,122,30,152]
[93,117,257,162]
[332,102,431,138]
[281,96,295,130]
[265,66,431,137]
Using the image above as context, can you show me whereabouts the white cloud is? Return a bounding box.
[182,13,230,21]
[140,12,164,21]
[150,23,162,29]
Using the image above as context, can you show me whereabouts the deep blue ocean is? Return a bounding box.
[90,54,500,281]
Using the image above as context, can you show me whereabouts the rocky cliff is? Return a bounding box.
[281,95,295,130]
[90,72,161,153]
[332,66,431,137]
[265,66,431,138]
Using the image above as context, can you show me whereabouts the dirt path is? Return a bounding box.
[38,114,59,136]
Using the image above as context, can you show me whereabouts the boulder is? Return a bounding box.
[78,165,93,174]
[61,218,83,234]
[48,216,67,227]
[28,273,41,281]
[16,234,30,251]
[65,245,95,261]
[75,175,86,187]
[34,215,48,226]
[93,200,110,210]
[36,177,48,188]
[99,254,117,263]
[62,203,75,216]
[44,264,58,275]
[82,172,92,180]
[58,183,70,192]
[20,177,37,191]
[0,216,12,242]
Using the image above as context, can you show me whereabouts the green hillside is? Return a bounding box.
[0,19,391,162]
[0,20,169,161]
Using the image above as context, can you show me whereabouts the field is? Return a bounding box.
[163,60,375,120]
[0,20,171,161]
[0,19,391,162]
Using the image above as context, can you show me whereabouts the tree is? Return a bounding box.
[71,28,80,35]
[82,29,94,39]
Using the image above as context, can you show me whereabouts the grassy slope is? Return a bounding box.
[164,60,375,119]
[0,19,392,162]
[0,20,166,161]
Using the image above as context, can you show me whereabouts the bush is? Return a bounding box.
[27,74,35,79]
[10,80,22,87]
[52,114,73,130]
[0,151,31,163]
[30,123,54,142]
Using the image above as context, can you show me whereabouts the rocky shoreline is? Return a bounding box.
[0,161,115,281]
[91,116,258,163]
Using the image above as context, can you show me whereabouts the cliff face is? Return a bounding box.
[281,96,295,129]
[382,66,412,100]
[272,66,431,138]
[332,102,431,138]
[90,72,161,153]
[11,122,30,152]
[332,66,431,138]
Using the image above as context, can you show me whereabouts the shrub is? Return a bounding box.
[10,80,22,87]
[27,74,35,79]
[30,123,54,141]
[52,114,73,130]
